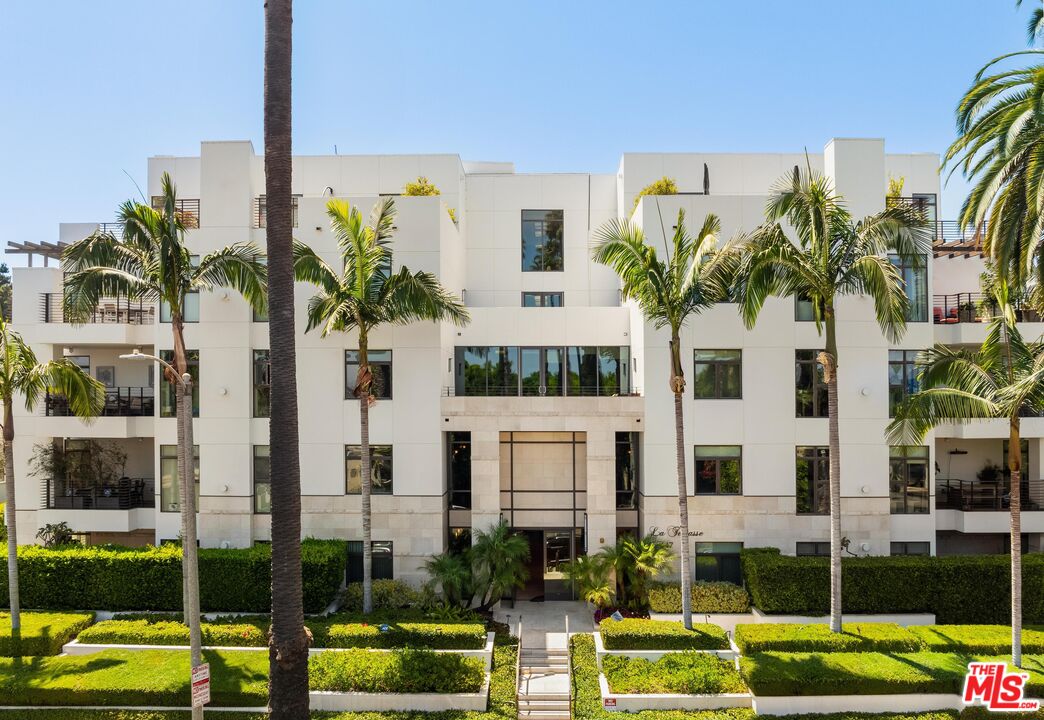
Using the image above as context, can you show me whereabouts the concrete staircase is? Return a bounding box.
[518,647,570,720]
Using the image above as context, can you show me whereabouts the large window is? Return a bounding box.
[891,541,931,556]
[160,293,200,323]
[567,346,630,396]
[695,446,742,495]
[521,209,564,272]
[888,350,920,417]
[253,350,271,417]
[253,445,271,514]
[448,432,471,509]
[345,350,392,400]
[695,542,742,585]
[616,432,639,510]
[160,444,200,513]
[796,446,829,515]
[795,350,828,418]
[521,347,564,396]
[890,446,929,514]
[890,254,928,323]
[522,292,563,307]
[455,346,630,397]
[693,350,741,399]
[347,540,393,582]
[796,541,830,556]
[159,350,199,417]
[346,445,393,494]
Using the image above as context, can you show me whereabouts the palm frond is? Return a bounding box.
[193,243,269,314]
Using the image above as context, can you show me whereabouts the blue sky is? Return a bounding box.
[0,1,1032,265]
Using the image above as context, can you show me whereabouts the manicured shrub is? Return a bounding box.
[599,618,728,650]
[648,581,750,613]
[78,619,267,648]
[317,621,486,649]
[632,176,679,212]
[603,652,747,695]
[0,611,93,656]
[733,623,923,654]
[0,539,345,613]
[308,648,485,694]
[339,579,421,613]
[908,625,1044,655]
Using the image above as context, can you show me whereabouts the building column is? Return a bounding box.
[585,428,616,555]
[470,429,501,534]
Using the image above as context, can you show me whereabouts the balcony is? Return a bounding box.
[43,477,154,510]
[41,293,157,324]
[442,385,641,398]
[253,195,300,228]
[932,293,1040,324]
[936,477,1042,512]
[149,197,200,228]
[46,387,155,417]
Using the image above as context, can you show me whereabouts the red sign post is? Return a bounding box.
[191,663,211,708]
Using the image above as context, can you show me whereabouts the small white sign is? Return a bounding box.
[604,697,618,711]
[191,663,211,708]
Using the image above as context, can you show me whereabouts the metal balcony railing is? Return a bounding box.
[150,197,200,228]
[253,195,299,228]
[41,292,156,324]
[932,293,1040,324]
[936,477,1042,512]
[443,385,641,397]
[46,387,155,417]
[43,477,155,510]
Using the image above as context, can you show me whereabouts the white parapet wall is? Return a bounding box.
[598,673,753,712]
[650,610,937,633]
[309,673,490,712]
[752,694,965,714]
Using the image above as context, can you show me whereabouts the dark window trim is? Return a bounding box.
[253,349,271,418]
[888,350,920,418]
[889,253,929,323]
[796,541,831,556]
[694,446,742,495]
[345,350,393,401]
[448,432,471,510]
[693,349,742,399]
[253,445,271,514]
[345,444,394,495]
[890,541,931,556]
[796,350,828,418]
[521,291,564,307]
[159,443,200,513]
[521,209,564,272]
[796,445,829,515]
[616,431,640,509]
[159,349,199,418]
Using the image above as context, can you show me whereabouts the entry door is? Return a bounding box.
[543,530,574,600]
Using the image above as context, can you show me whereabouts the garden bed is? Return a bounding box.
[908,625,1044,654]
[593,630,739,670]
[734,622,924,653]
[598,618,729,650]
[0,611,94,656]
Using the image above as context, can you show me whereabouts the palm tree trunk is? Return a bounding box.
[358,338,373,615]
[3,399,19,636]
[820,314,842,633]
[265,0,309,716]
[171,317,191,624]
[1009,419,1023,668]
[178,380,203,720]
[669,335,693,631]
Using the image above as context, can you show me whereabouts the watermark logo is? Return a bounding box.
[963,662,1039,711]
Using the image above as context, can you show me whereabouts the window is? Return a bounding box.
[693,350,742,399]
[455,346,630,397]
[448,432,471,509]
[796,541,831,556]
[160,293,199,323]
[891,541,930,556]
[890,254,928,323]
[888,350,920,417]
[448,528,471,555]
[521,347,564,396]
[160,444,200,513]
[347,540,393,582]
[67,355,90,373]
[254,194,300,229]
[253,445,271,514]
[694,542,743,585]
[522,292,564,307]
[796,446,829,515]
[795,350,828,418]
[795,294,816,322]
[253,307,268,322]
[695,446,742,495]
[616,432,639,510]
[253,350,271,417]
[890,446,929,514]
[521,209,564,272]
[345,350,392,400]
[159,350,199,417]
[345,445,393,494]
[911,193,937,225]
[565,346,630,396]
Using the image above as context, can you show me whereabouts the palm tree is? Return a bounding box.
[0,318,104,636]
[592,208,733,630]
[735,167,931,632]
[263,0,308,715]
[597,534,674,613]
[295,196,469,613]
[470,520,530,612]
[888,277,1035,666]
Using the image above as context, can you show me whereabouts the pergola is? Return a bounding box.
[6,240,69,266]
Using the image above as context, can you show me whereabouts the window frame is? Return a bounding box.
[253,445,271,514]
[615,432,639,510]
[253,349,271,418]
[448,432,471,510]
[796,445,829,515]
[694,541,743,585]
[159,349,200,418]
[693,349,742,399]
[889,253,928,323]
[345,350,392,400]
[694,445,742,495]
[521,291,564,307]
[888,350,920,418]
[347,540,394,581]
[345,444,393,495]
[521,209,564,272]
[795,350,828,418]
[890,541,931,556]
[890,445,930,515]
[796,541,831,556]
[159,443,200,513]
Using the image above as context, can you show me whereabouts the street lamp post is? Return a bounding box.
[121,350,203,719]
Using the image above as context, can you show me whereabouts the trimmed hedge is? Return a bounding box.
[599,618,729,650]
[741,547,1044,623]
[740,651,1044,696]
[908,625,1044,655]
[317,621,486,649]
[77,619,268,648]
[339,579,421,612]
[0,539,345,613]
[602,652,747,694]
[309,648,485,694]
[648,581,750,614]
[0,611,94,656]
[734,623,923,654]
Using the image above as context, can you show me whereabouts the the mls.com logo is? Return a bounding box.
[963,662,1040,711]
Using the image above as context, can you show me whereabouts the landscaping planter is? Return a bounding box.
[308,673,490,712]
[593,631,740,670]
[598,673,752,712]
[751,693,964,714]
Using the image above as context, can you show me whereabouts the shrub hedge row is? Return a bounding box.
[602,652,747,695]
[599,619,729,650]
[317,621,487,650]
[741,548,1044,623]
[648,581,750,614]
[734,623,923,654]
[908,625,1044,655]
[308,648,486,694]
[0,540,345,613]
[77,619,268,648]
[340,579,422,612]
[0,611,94,656]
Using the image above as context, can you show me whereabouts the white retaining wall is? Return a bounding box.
[598,674,753,712]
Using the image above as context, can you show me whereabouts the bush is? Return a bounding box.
[0,611,93,656]
[632,176,679,212]
[340,579,421,613]
[740,548,1044,623]
[908,625,1044,654]
[740,651,1044,696]
[599,618,728,650]
[0,539,345,613]
[317,621,486,649]
[308,648,485,694]
[648,581,750,613]
[78,619,267,648]
[603,652,747,695]
[733,623,923,654]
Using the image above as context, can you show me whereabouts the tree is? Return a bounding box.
[295,197,469,613]
[0,318,103,635]
[469,520,530,612]
[735,166,931,632]
[592,209,733,630]
[596,534,674,613]
[0,264,12,321]
[888,275,1034,666]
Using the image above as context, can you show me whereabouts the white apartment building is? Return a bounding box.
[7,138,1044,599]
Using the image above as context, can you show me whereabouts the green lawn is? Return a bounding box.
[0,612,94,656]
